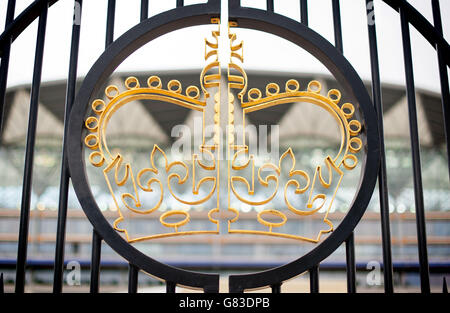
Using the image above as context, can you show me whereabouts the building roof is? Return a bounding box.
[0,70,445,149]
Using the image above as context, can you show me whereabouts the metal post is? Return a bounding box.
[166,281,176,293]
[271,283,281,293]
[300,0,308,26]
[105,0,116,49]
[88,0,117,293]
[90,231,102,293]
[399,7,430,293]
[0,0,16,138]
[267,0,274,12]
[345,233,356,293]
[309,265,319,293]
[332,0,343,53]
[444,277,448,294]
[332,0,357,294]
[140,0,148,21]
[366,0,394,293]
[15,2,48,293]
[53,0,83,293]
[128,264,139,293]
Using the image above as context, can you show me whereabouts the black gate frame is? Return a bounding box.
[0,0,449,294]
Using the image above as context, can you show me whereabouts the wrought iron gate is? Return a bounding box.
[0,0,449,294]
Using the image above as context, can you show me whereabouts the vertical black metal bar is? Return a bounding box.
[300,0,308,26]
[309,265,319,293]
[444,277,448,293]
[90,230,102,293]
[399,7,430,293]
[332,0,357,293]
[345,233,356,293]
[128,264,139,294]
[53,0,83,294]
[88,0,115,293]
[271,283,281,293]
[0,0,16,139]
[140,0,148,22]
[332,0,343,53]
[432,0,450,180]
[14,2,48,294]
[166,281,176,293]
[105,0,115,49]
[365,0,394,293]
[176,0,184,8]
[0,273,4,294]
[266,0,274,12]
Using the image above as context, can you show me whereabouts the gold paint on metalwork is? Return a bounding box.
[84,19,363,244]
[186,85,200,99]
[92,99,106,114]
[147,75,162,89]
[285,79,300,93]
[89,151,105,167]
[257,209,287,232]
[341,102,355,119]
[85,116,98,131]
[125,76,140,89]
[160,210,190,232]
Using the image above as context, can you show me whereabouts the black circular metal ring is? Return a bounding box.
[67,3,380,293]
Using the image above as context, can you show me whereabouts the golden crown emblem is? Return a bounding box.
[83,19,362,243]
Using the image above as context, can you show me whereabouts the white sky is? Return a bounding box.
[1,0,449,93]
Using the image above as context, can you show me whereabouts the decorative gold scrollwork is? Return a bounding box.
[225,23,362,242]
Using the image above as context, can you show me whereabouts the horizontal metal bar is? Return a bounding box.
[1,259,449,273]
